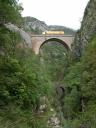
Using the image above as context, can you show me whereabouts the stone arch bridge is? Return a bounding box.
[31,34,74,54]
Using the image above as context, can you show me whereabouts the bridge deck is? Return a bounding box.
[31,34,74,37]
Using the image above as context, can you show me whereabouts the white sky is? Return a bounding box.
[19,0,89,30]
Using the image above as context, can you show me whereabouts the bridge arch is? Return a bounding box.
[31,35,74,54]
[39,38,70,53]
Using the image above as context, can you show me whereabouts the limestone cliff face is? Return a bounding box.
[5,23,32,47]
[23,17,49,34]
[72,0,96,59]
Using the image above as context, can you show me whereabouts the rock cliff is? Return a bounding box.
[23,17,49,34]
[72,0,96,59]
[5,23,32,46]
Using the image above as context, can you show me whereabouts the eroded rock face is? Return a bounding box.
[47,113,62,128]
[23,17,49,33]
[5,23,32,46]
[72,0,96,59]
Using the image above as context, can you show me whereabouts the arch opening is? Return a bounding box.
[39,38,70,53]
[39,38,70,93]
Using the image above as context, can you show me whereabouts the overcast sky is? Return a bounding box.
[19,0,89,30]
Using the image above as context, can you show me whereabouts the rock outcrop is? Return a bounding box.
[72,0,96,59]
[47,113,61,128]
[23,17,49,33]
[5,23,32,47]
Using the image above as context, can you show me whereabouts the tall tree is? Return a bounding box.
[0,0,23,25]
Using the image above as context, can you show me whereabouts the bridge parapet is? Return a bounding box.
[31,34,74,37]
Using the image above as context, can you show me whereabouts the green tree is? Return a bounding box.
[0,0,23,25]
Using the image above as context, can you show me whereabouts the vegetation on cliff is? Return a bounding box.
[59,35,96,128]
[0,0,96,128]
[0,1,54,127]
[40,32,96,128]
[72,0,96,60]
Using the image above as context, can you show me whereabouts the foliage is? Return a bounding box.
[40,42,69,81]
[0,1,54,127]
[61,35,96,128]
[0,0,96,127]
[0,0,23,25]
